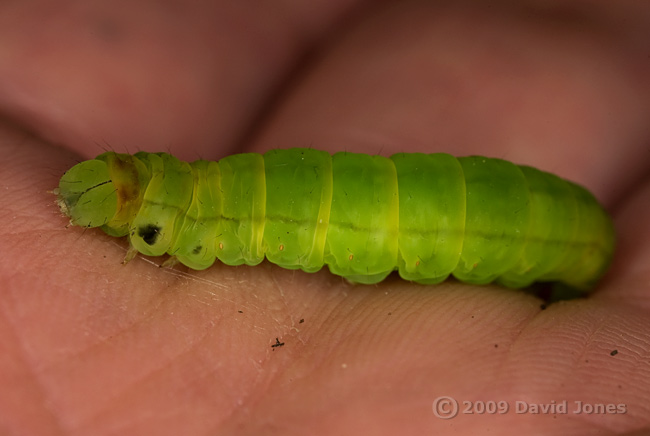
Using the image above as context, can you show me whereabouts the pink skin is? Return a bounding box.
[1,1,650,434]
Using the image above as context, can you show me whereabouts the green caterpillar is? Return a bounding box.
[55,149,615,290]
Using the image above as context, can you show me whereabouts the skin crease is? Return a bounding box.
[0,0,650,434]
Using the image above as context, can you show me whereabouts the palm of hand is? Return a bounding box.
[1,1,649,435]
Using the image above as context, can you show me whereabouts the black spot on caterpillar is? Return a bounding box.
[55,148,615,290]
[138,224,161,246]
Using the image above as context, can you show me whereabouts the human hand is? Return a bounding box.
[1,1,649,434]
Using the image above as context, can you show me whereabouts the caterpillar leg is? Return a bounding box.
[123,245,139,265]
[160,256,180,269]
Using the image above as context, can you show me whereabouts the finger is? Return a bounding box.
[0,1,364,160]
[250,1,650,206]
[598,176,650,308]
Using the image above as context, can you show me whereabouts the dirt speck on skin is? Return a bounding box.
[271,338,284,350]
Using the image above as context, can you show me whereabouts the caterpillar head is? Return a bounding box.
[56,152,150,236]
[56,159,116,228]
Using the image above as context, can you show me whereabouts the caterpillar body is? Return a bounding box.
[55,149,614,290]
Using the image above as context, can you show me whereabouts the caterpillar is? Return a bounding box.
[55,149,615,290]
